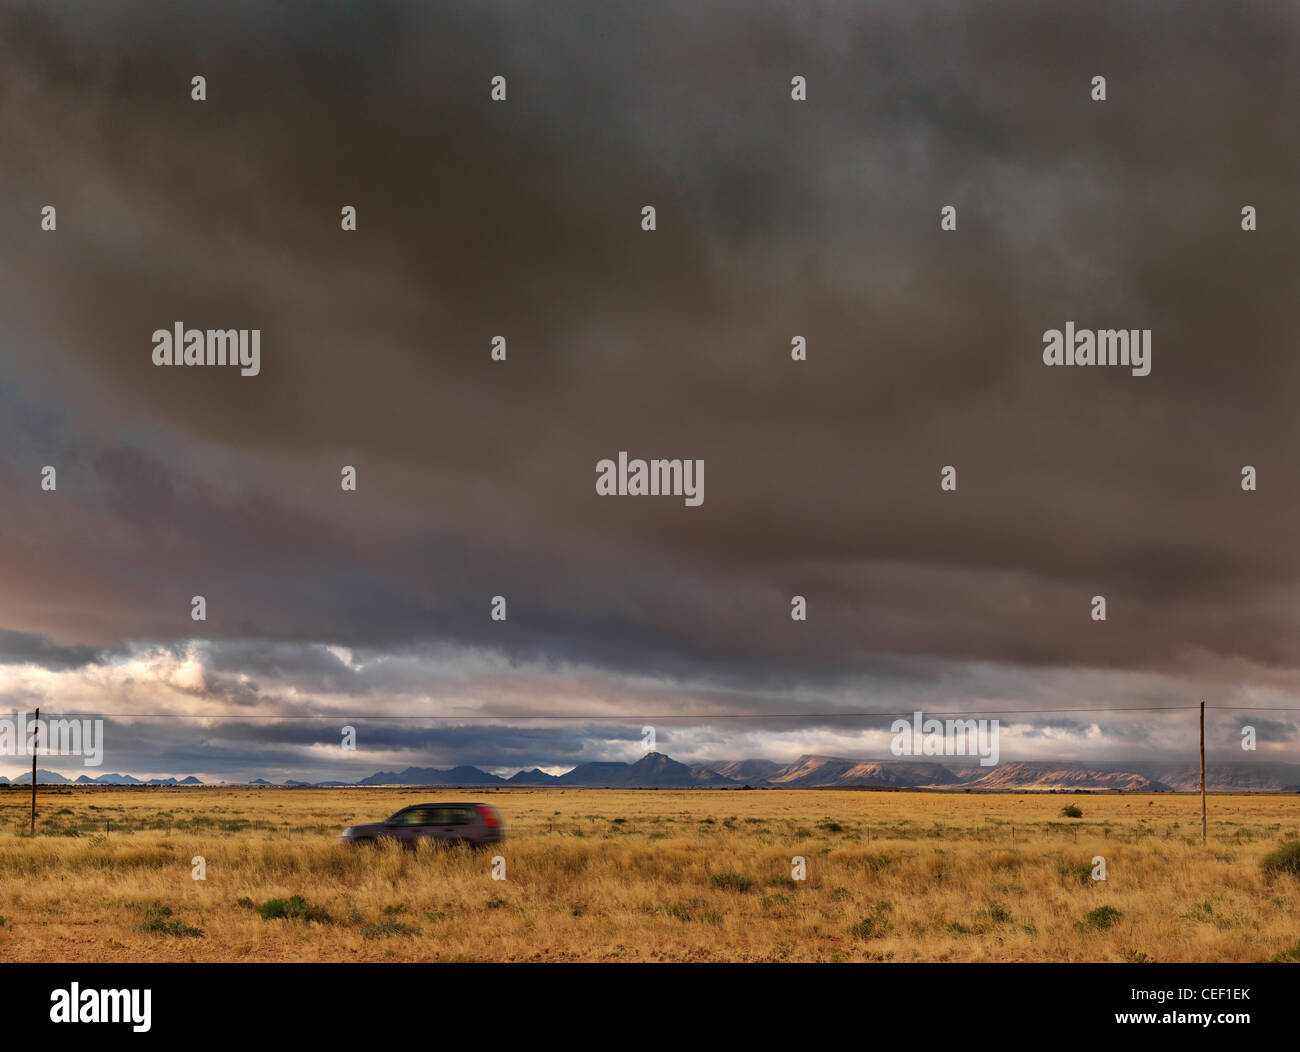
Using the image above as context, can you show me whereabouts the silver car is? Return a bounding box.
[340,802,504,848]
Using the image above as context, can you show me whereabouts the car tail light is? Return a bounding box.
[476,805,500,828]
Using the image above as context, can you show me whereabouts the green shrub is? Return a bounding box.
[1079,905,1123,931]
[847,904,891,940]
[1261,841,1300,879]
[1057,860,1093,885]
[1268,940,1300,962]
[709,871,753,892]
[255,895,332,923]
[139,907,203,938]
[979,904,1013,925]
[362,918,419,939]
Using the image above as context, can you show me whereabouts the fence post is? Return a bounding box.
[29,707,38,836]
[1200,701,1207,846]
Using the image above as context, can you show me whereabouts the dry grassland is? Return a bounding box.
[0,786,1297,962]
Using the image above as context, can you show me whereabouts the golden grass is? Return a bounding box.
[0,786,1296,962]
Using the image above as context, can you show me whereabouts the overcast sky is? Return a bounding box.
[0,1,1297,780]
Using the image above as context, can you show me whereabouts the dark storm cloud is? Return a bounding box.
[0,629,104,671]
[0,0,1298,762]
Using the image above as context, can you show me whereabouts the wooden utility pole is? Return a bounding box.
[1199,700,1207,846]
[30,707,38,836]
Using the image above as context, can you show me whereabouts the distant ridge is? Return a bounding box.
[7,770,205,786]
[761,755,963,789]
[705,759,783,782]
[7,755,1299,791]
[356,765,505,787]
[962,762,1172,792]
[507,768,561,785]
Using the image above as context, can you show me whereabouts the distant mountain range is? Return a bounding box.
[1,770,205,786]
[6,754,1300,791]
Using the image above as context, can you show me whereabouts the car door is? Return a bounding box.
[425,806,457,840]
[388,807,430,844]
[409,807,444,843]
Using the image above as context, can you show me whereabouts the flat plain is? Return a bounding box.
[0,786,1297,962]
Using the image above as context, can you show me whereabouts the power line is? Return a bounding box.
[17,704,1299,720]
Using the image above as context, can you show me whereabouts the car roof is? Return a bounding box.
[397,802,484,808]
